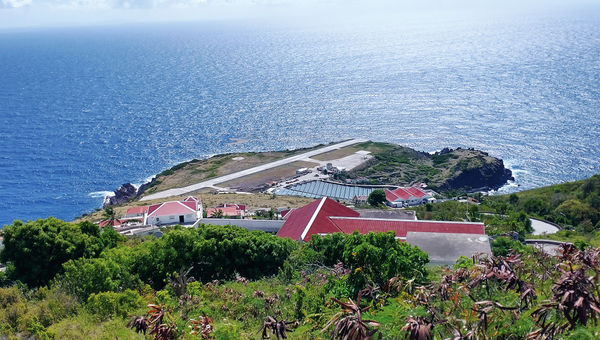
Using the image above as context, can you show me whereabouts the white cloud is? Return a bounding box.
[1,0,32,8]
[0,0,257,9]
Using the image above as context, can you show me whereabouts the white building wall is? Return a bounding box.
[150,213,198,225]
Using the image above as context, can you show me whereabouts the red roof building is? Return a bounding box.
[276,197,360,241]
[217,203,246,211]
[206,203,246,218]
[206,206,242,217]
[385,186,433,207]
[276,197,484,242]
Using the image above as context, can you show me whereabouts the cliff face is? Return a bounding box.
[439,157,513,192]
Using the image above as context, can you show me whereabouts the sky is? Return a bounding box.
[0,0,597,29]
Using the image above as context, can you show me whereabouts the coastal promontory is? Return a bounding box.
[126,140,513,203]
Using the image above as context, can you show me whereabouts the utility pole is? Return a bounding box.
[466,195,470,222]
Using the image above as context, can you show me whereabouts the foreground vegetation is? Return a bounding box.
[3,217,600,339]
[0,218,429,339]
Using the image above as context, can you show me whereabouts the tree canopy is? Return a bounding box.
[367,189,387,207]
[0,218,121,287]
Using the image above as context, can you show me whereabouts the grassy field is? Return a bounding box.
[74,193,314,224]
[140,143,334,197]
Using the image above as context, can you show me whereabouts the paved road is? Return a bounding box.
[531,218,560,235]
[141,139,368,201]
[525,239,566,255]
[482,213,560,236]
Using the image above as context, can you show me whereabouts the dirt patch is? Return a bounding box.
[311,146,363,161]
[219,160,319,191]
[310,141,396,161]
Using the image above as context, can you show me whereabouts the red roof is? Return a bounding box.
[386,187,430,202]
[206,206,243,217]
[276,197,359,241]
[216,203,246,211]
[329,217,485,239]
[148,201,197,217]
[385,189,399,202]
[280,209,292,219]
[405,186,428,198]
[99,219,123,227]
[391,187,412,200]
[184,196,199,202]
[125,206,148,215]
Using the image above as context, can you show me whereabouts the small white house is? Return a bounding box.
[146,196,202,226]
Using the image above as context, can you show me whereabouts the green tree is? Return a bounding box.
[86,289,144,319]
[0,218,107,287]
[556,199,599,226]
[491,236,523,256]
[509,193,519,206]
[131,225,297,289]
[469,204,480,221]
[368,189,387,207]
[102,206,118,226]
[100,226,125,248]
[210,209,224,218]
[522,197,550,216]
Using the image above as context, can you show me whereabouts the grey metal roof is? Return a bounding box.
[405,232,492,266]
[275,180,390,201]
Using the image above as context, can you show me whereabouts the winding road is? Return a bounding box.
[530,218,560,235]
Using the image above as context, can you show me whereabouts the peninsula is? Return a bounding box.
[128,139,512,203]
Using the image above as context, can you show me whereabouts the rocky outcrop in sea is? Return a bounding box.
[103,183,137,207]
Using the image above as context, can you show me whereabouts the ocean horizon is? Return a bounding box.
[1,5,599,225]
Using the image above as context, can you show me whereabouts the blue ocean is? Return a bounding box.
[0,5,599,225]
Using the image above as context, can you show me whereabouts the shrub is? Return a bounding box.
[453,256,474,270]
[86,290,144,319]
[62,254,139,301]
[309,232,428,293]
[131,225,297,289]
[491,237,525,256]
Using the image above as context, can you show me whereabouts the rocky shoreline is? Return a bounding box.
[102,183,139,207]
